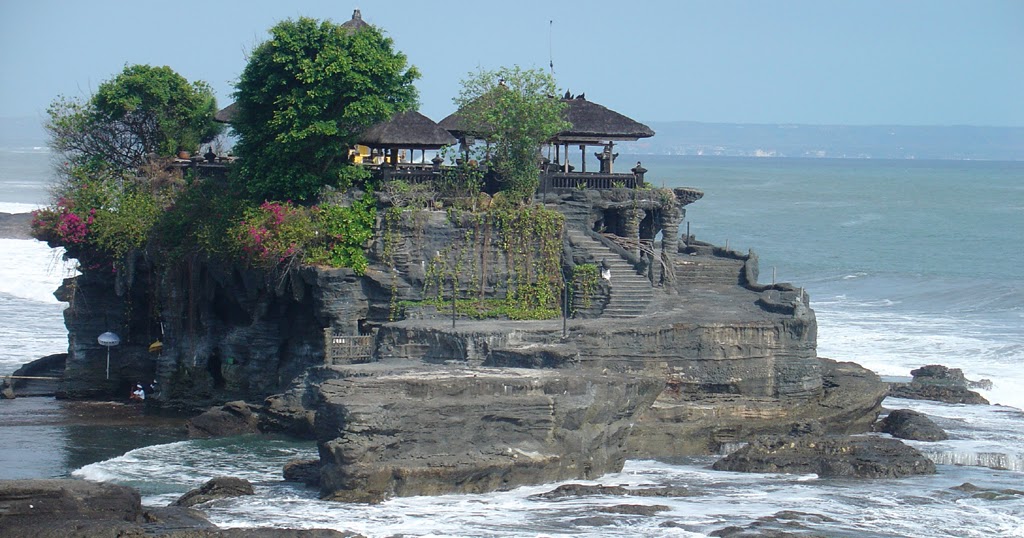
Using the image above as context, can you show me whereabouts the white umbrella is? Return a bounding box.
[98,331,120,380]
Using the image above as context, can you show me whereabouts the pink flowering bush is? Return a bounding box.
[230,201,315,267]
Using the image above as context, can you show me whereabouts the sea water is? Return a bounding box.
[2,147,1022,536]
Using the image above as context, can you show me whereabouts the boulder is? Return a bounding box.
[875,409,948,441]
[889,364,990,405]
[173,477,255,508]
[712,435,936,478]
[186,401,261,438]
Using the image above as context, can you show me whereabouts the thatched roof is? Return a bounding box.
[555,96,654,143]
[214,102,238,124]
[440,94,654,143]
[340,9,370,34]
[358,110,456,149]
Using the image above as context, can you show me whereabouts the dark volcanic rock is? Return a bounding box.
[712,435,936,478]
[10,352,66,397]
[951,482,1024,501]
[889,364,990,405]
[532,484,631,499]
[173,476,255,508]
[876,409,948,441]
[186,401,261,438]
[597,503,670,515]
[0,479,354,537]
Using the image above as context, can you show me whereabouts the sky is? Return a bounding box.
[1,0,1021,127]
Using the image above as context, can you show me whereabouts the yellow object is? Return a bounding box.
[148,340,163,353]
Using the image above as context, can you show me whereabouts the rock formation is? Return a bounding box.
[0,479,356,537]
[889,364,990,404]
[875,409,948,441]
[712,435,936,478]
[48,184,890,501]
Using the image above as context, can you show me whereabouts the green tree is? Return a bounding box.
[454,66,568,200]
[46,64,222,172]
[231,16,420,202]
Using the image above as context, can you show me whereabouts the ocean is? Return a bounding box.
[1,145,1022,537]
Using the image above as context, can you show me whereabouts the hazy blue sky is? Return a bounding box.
[1,0,1021,126]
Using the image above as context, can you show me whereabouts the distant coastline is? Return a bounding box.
[619,121,1024,161]
[4,116,1023,161]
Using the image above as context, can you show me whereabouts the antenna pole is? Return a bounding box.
[549,20,555,75]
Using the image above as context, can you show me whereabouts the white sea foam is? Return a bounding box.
[0,239,75,304]
[0,201,44,214]
[814,292,1024,411]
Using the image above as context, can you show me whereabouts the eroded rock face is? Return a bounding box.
[630,357,886,456]
[305,363,662,502]
[712,435,936,478]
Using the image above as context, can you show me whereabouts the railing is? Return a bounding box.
[368,165,441,184]
[324,332,375,365]
[539,172,644,190]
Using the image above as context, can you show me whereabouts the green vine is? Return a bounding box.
[421,203,565,320]
[571,263,599,314]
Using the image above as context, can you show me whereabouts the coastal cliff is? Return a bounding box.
[50,185,886,501]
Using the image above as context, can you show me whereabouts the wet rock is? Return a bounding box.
[532,484,631,499]
[1,379,13,399]
[875,409,948,441]
[889,364,990,405]
[9,353,66,397]
[186,401,261,438]
[597,503,670,515]
[952,482,1024,501]
[173,477,255,508]
[712,435,936,478]
[283,458,321,487]
[571,516,619,527]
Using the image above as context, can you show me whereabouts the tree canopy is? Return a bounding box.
[231,16,420,202]
[46,64,222,173]
[454,66,568,200]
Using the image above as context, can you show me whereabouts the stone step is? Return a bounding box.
[566,227,654,319]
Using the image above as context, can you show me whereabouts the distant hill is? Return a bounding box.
[619,122,1024,161]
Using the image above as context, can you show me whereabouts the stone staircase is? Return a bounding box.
[566,229,653,318]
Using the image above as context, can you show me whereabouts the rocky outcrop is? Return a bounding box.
[0,479,354,537]
[174,477,255,508]
[9,353,66,397]
[875,409,948,441]
[302,362,662,502]
[186,401,262,438]
[712,435,936,478]
[889,364,990,404]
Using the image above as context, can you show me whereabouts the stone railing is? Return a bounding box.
[539,172,644,191]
